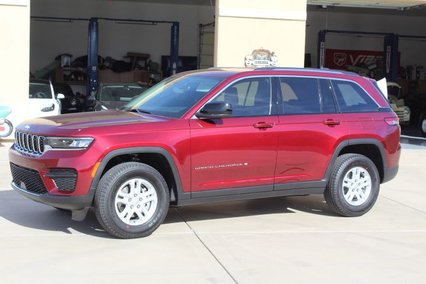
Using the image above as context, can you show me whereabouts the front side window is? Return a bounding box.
[210,77,272,117]
[29,83,52,99]
[332,80,378,113]
[279,77,336,115]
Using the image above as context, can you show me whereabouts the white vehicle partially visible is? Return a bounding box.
[29,79,64,118]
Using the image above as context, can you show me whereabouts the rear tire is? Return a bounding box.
[95,162,170,239]
[419,113,426,137]
[324,154,380,217]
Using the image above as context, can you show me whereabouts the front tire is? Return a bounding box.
[0,119,13,137]
[325,154,380,217]
[95,162,170,239]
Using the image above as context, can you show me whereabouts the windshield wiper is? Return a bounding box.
[121,106,151,114]
[137,109,151,114]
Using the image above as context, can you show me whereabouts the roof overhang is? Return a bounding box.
[307,0,426,10]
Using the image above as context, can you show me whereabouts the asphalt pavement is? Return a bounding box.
[0,139,425,284]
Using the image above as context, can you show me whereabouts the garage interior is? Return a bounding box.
[30,1,426,81]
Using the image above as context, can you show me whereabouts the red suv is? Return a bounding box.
[9,68,401,238]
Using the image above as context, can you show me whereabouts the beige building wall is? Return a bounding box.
[215,0,307,68]
[0,0,30,138]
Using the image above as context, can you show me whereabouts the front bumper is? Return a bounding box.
[9,144,99,196]
[12,181,93,210]
[382,165,399,184]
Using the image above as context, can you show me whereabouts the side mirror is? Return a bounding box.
[94,101,109,111]
[196,101,232,119]
[57,93,65,100]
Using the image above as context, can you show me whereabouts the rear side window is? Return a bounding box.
[279,77,336,114]
[331,80,378,112]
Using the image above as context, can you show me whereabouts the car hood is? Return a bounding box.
[19,110,170,131]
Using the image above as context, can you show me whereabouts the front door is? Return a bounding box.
[190,76,278,193]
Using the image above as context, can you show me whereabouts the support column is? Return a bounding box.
[170,22,180,75]
[318,30,326,68]
[384,34,399,81]
[214,0,307,68]
[87,18,99,98]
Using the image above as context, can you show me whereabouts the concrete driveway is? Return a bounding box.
[0,140,425,284]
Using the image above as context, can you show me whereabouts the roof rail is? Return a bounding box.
[254,67,359,76]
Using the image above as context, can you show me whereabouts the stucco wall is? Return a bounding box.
[215,0,307,68]
[0,1,30,135]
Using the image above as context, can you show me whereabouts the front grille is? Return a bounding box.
[10,163,47,194]
[47,169,77,192]
[14,131,45,155]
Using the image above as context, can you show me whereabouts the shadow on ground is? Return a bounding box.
[172,194,335,223]
[0,190,110,238]
[0,189,335,238]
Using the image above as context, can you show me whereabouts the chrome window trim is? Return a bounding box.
[191,74,380,119]
[191,75,274,119]
[274,75,381,109]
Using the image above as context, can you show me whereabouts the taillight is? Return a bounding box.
[385,117,399,126]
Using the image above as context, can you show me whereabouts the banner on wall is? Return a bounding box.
[325,49,385,70]
[324,48,400,79]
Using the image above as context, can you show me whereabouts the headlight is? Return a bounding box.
[45,137,94,149]
[403,107,410,115]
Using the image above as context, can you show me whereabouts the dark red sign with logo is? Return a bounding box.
[325,49,384,69]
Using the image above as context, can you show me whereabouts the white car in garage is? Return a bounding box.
[29,79,64,117]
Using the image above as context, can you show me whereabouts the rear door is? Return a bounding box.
[274,76,347,188]
[190,76,279,193]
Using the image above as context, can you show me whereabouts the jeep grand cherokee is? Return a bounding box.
[9,68,401,238]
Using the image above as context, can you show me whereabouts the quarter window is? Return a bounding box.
[211,77,272,117]
[279,77,336,114]
[331,80,378,112]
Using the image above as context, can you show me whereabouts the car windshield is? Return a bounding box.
[100,85,147,102]
[29,83,52,99]
[53,84,74,98]
[123,73,227,118]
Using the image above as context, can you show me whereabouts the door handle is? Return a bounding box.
[323,119,340,126]
[253,122,274,129]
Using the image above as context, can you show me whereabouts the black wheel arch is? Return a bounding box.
[89,147,188,206]
[325,139,388,184]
